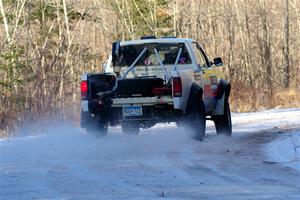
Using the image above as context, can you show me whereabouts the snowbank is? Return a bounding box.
[266,131,300,171]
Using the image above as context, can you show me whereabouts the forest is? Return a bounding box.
[0,0,299,136]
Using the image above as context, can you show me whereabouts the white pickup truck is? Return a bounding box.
[80,36,231,140]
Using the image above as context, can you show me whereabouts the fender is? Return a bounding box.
[186,83,204,111]
[212,79,231,116]
[191,82,204,100]
[217,79,231,99]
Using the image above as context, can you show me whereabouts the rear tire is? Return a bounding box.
[81,111,108,136]
[213,96,232,136]
[96,119,109,136]
[121,122,140,135]
[86,120,108,136]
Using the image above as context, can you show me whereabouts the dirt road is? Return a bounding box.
[1,108,300,199]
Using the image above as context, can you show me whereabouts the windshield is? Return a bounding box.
[117,43,192,67]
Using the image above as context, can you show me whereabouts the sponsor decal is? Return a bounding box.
[204,84,213,96]
[204,84,219,97]
[210,76,218,85]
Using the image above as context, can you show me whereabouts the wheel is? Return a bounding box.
[81,111,108,136]
[185,91,206,140]
[96,118,109,135]
[213,96,232,136]
[121,122,140,135]
[86,119,108,136]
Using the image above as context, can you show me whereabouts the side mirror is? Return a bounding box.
[213,57,223,67]
[112,41,120,66]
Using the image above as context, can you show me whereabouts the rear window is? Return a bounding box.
[118,43,192,66]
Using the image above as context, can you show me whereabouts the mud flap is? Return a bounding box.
[212,79,230,116]
[212,94,225,116]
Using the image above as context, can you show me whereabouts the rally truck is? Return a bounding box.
[80,36,232,140]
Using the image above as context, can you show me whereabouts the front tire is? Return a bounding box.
[213,96,232,136]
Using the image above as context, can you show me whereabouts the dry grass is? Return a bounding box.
[231,88,300,112]
[274,90,300,108]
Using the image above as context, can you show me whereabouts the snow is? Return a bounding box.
[0,108,300,199]
[231,108,300,132]
[266,131,300,171]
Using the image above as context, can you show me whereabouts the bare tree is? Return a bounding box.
[283,0,290,88]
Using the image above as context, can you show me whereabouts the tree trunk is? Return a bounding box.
[283,0,290,88]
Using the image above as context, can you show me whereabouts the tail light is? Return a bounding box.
[172,77,182,97]
[81,81,88,99]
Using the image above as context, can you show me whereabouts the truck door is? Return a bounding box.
[190,42,218,111]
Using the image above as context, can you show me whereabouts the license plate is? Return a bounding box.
[123,106,143,117]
